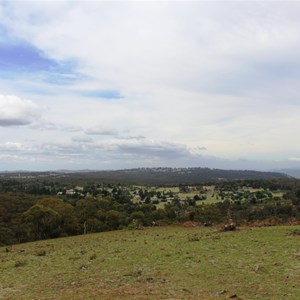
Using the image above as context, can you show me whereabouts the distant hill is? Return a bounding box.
[65,167,289,185]
[0,167,289,185]
[277,169,300,179]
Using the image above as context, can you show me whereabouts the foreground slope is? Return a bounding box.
[1,226,300,299]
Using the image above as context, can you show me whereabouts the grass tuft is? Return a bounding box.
[14,260,27,267]
[36,250,47,256]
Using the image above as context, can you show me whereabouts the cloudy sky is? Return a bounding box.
[0,1,300,171]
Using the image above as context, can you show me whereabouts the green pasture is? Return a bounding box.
[1,225,300,299]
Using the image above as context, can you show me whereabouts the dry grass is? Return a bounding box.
[1,225,300,299]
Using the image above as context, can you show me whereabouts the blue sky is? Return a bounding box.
[0,41,58,71]
[0,1,300,171]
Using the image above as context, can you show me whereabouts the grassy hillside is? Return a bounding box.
[1,226,300,299]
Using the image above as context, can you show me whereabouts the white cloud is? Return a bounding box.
[85,126,118,136]
[0,2,300,170]
[0,95,41,126]
[289,157,300,162]
[72,136,93,143]
[0,141,24,151]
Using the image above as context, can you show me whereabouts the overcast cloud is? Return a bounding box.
[0,1,300,171]
[0,94,41,126]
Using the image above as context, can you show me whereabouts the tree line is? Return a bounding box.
[1,179,300,245]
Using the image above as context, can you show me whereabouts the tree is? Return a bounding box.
[105,210,123,230]
[193,195,201,201]
[0,226,15,245]
[22,205,61,240]
[130,211,145,225]
[37,197,79,235]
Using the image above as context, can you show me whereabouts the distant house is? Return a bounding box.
[66,189,75,195]
[133,195,141,200]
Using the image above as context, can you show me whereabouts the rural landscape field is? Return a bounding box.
[1,225,300,300]
[1,1,300,299]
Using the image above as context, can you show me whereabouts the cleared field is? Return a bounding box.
[1,225,300,299]
[153,187,180,193]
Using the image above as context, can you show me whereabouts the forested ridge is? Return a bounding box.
[0,167,288,186]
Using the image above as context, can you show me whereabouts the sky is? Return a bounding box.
[0,1,300,171]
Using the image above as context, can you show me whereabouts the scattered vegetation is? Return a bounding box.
[0,171,300,246]
[0,170,299,299]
